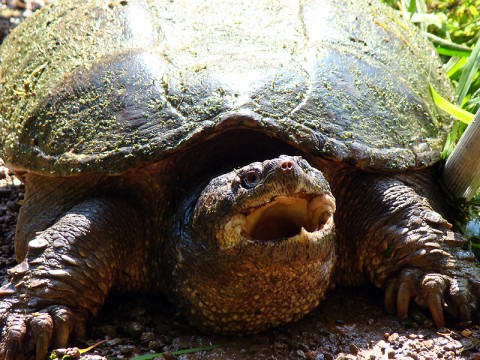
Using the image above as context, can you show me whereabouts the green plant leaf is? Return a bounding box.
[426,34,472,57]
[408,0,416,19]
[457,37,480,105]
[446,56,467,78]
[430,84,474,124]
[436,46,472,57]
[49,340,107,359]
[79,340,107,354]
[130,344,221,360]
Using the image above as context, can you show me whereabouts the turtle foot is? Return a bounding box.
[0,283,87,360]
[384,261,480,327]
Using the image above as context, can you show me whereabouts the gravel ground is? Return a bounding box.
[1,161,480,359]
[1,2,480,359]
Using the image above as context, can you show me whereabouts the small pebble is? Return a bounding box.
[305,351,321,360]
[140,331,155,342]
[378,340,388,349]
[407,351,419,360]
[296,349,307,358]
[349,344,358,355]
[162,353,177,360]
[148,340,164,352]
[422,340,433,349]
[107,338,122,346]
[444,343,461,351]
[6,200,19,211]
[117,344,135,356]
[388,333,399,342]
[450,332,461,340]
[120,321,144,338]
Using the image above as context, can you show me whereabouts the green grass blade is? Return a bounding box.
[130,344,221,360]
[427,33,472,57]
[430,84,474,124]
[467,96,480,107]
[407,0,416,17]
[457,37,480,105]
[436,46,473,57]
[446,56,467,78]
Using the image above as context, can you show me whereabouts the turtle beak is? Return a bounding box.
[244,194,335,241]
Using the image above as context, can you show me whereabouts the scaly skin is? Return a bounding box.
[0,157,479,360]
[332,169,480,326]
[165,156,337,334]
[0,197,146,360]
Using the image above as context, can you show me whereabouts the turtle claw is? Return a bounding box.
[384,268,420,321]
[31,313,53,360]
[426,291,444,327]
[73,322,87,342]
[384,267,479,327]
[396,270,417,321]
[4,315,26,360]
[5,341,20,360]
[384,279,397,314]
[422,274,448,327]
[35,334,49,360]
[0,302,82,360]
[52,307,75,349]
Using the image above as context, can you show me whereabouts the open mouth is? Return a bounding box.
[243,194,336,241]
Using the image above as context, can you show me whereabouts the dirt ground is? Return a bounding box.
[1,2,480,359]
[1,163,480,360]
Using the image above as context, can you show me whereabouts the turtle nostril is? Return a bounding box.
[280,160,294,174]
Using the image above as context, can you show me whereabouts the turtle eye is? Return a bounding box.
[240,170,261,189]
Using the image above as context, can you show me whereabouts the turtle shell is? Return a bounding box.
[0,0,454,176]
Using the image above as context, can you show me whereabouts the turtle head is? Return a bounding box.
[167,155,336,334]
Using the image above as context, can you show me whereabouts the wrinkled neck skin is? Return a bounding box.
[164,156,336,334]
[327,164,453,287]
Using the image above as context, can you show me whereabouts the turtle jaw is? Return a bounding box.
[242,193,335,242]
[180,206,336,334]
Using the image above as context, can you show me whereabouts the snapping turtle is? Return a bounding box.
[0,0,479,358]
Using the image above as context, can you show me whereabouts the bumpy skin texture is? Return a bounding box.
[0,195,147,359]
[166,156,337,334]
[1,155,480,360]
[327,167,480,326]
[0,0,480,359]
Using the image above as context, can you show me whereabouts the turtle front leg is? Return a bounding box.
[0,197,145,360]
[333,170,480,327]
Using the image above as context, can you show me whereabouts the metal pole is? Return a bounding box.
[442,109,480,201]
